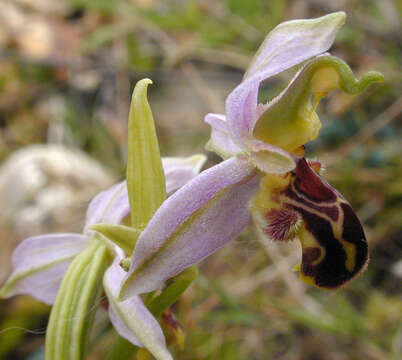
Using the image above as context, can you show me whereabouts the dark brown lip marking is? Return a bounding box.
[284,186,339,221]
[341,203,369,274]
[292,205,351,288]
[261,157,368,288]
[285,158,368,288]
[303,247,322,265]
[294,158,337,203]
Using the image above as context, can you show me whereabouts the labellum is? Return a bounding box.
[252,158,369,289]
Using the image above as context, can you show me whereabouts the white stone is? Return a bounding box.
[0,144,115,240]
[0,145,116,283]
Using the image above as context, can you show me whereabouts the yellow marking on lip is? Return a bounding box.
[300,272,315,286]
[339,238,356,272]
[292,263,301,272]
[330,201,357,273]
[250,173,290,215]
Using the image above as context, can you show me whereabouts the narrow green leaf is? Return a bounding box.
[90,223,141,254]
[127,78,166,230]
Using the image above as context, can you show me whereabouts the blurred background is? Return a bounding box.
[0,0,401,359]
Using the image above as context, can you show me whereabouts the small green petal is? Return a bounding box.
[90,223,141,255]
[127,79,166,230]
[253,55,384,152]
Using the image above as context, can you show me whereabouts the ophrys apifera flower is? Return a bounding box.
[120,12,383,300]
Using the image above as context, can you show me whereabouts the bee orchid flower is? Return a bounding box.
[120,12,383,300]
[0,154,206,360]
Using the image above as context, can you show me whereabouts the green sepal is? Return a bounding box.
[147,266,198,318]
[127,78,166,230]
[45,237,109,360]
[90,223,141,255]
[253,55,384,152]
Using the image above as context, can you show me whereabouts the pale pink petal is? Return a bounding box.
[120,157,260,299]
[244,12,346,80]
[85,156,207,231]
[204,113,244,158]
[85,181,128,230]
[226,82,259,148]
[104,253,172,360]
[162,154,207,194]
[0,233,89,304]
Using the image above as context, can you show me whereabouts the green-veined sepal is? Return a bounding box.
[45,237,109,360]
[127,79,166,230]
